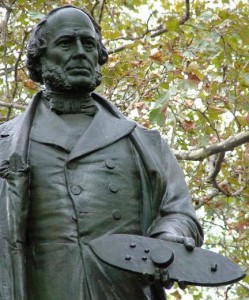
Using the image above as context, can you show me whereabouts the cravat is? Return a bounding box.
[42,90,98,115]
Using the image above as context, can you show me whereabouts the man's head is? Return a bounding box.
[26,5,108,93]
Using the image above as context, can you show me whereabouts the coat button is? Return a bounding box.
[71,213,77,221]
[67,161,77,170]
[109,182,119,193]
[105,159,115,169]
[112,209,121,220]
[70,185,82,195]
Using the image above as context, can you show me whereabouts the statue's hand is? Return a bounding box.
[149,232,195,290]
[156,232,196,251]
[153,267,174,290]
[145,233,195,291]
[150,266,187,291]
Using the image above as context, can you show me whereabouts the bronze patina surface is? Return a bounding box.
[0,5,206,300]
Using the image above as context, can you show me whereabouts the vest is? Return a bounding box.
[27,136,142,244]
[25,101,153,300]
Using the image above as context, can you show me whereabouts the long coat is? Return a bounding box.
[0,92,203,299]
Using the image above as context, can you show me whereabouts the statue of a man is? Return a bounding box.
[0,5,203,300]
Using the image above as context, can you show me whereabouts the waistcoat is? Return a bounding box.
[27,136,142,244]
[25,101,152,300]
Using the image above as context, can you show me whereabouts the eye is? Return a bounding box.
[57,38,73,48]
[83,39,96,49]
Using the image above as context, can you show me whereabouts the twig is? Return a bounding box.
[90,0,100,17]
[151,0,190,38]
[98,0,106,24]
[194,190,220,210]
[108,0,191,54]
[2,6,12,119]
[108,44,128,54]
[212,179,231,196]
[225,285,233,300]
[207,152,226,182]
[0,101,26,110]
[12,30,30,100]
[238,282,249,292]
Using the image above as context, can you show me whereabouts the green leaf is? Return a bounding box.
[239,74,249,87]
[153,92,169,109]
[29,11,44,20]
[218,9,230,20]
[238,27,249,45]
[149,108,166,126]
[165,18,180,32]
[159,82,169,89]
[199,11,213,21]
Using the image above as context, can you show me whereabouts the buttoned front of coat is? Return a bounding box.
[26,99,152,300]
[65,137,142,243]
[28,100,142,245]
[0,92,203,300]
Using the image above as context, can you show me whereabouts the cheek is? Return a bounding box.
[43,49,68,65]
[87,50,99,65]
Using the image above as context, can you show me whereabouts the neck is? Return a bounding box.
[44,89,93,102]
[42,89,98,115]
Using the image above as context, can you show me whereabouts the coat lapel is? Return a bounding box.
[69,103,136,160]
[0,92,41,162]
[30,100,73,152]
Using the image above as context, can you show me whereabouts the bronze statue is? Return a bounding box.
[0,5,205,299]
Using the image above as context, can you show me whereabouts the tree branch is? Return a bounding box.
[238,282,249,292]
[12,30,29,99]
[108,44,128,54]
[151,0,190,38]
[174,130,249,161]
[207,152,225,182]
[108,0,191,54]
[2,6,12,118]
[90,0,100,17]
[0,1,12,10]
[98,0,106,24]
[0,101,26,110]
[194,190,219,210]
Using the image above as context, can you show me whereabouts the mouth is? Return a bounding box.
[67,67,90,75]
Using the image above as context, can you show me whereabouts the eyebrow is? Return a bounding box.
[53,30,96,44]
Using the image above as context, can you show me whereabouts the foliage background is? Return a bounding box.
[0,0,248,299]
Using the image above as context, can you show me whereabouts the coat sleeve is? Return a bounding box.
[0,155,30,300]
[147,138,204,247]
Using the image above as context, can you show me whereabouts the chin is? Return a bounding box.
[45,78,97,93]
[68,82,96,93]
[68,78,95,89]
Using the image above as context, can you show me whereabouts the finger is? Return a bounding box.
[161,269,169,284]
[178,281,187,290]
[154,268,161,282]
[164,280,174,290]
[161,269,174,290]
[183,237,195,251]
[158,233,185,244]
[158,233,196,250]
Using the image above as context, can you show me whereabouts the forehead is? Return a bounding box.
[45,8,96,40]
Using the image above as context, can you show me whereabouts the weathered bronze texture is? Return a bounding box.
[0,4,242,300]
[90,234,245,287]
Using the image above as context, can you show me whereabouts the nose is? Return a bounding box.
[74,39,86,58]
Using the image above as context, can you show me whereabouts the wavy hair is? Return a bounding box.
[26,5,108,84]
